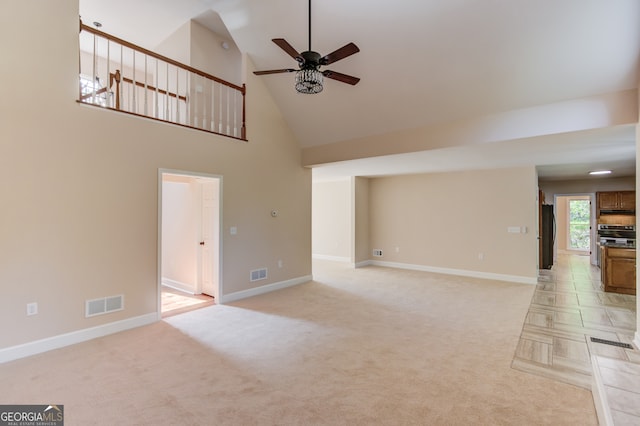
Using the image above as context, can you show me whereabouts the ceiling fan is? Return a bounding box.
[253,0,360,94]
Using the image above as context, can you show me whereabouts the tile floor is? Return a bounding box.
[511,253,638,390]
[592,355,640,424]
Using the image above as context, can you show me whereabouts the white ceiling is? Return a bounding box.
[80,0,638,181]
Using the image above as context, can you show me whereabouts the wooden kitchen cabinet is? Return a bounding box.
[618,191,636,209]
[603,247,636,295]
[598,192,619,210]
[597,191,635,216]
[599,245,606,287]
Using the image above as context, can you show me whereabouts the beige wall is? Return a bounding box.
[368,167,538,280]
[189,21,242,86]
[555,199,568,253]
[353,177,370,265]
[156,20,242,87]
[312,179,351,260]
[312,177,369,265]
[0,0,310,349]
[155,21,191,65]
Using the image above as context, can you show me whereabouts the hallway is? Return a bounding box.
[512,254,638,389]
[161,286,214,318]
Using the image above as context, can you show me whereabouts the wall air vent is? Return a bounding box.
[85,294,124,317]
[250,268,268,282]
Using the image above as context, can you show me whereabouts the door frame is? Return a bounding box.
[157,168,223,319]
[553,192,596,265]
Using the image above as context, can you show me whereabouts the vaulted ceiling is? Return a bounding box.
[80,0,639,181]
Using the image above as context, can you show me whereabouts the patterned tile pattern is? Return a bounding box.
[512,254,637,389]
[592,355,640,424]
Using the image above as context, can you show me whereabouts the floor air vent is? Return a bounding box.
[86,295,124,317]
[590,337,633,349]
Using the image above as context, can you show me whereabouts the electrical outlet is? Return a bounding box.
[278,260,283,268]
[373,249,383,257]
[27,302,38,316]
[478,253,484,261]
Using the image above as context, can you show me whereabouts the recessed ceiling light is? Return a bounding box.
[589,170,612,175]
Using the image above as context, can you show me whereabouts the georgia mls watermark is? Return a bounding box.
[0,405,63,426]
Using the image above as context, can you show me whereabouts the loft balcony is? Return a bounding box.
[78,21,246,141]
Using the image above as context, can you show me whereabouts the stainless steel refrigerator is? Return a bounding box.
[541,204,555,269]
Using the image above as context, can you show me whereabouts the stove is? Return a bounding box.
[597,224,636,248]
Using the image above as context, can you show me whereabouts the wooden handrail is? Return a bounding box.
[79,20,245,95]
[79,19,247,141]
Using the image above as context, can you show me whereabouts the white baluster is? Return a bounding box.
[132,50,136,113]
[165,63,170,121]
[92,33,97,105]
[155,59,159,118]
[144,55,148,116]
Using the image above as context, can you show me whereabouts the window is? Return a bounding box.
[79,75,112,107]
[568,199,590,251]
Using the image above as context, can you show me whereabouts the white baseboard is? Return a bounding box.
[368,260,537,285]
[312,254,350,262]
[354,260,372,268]
[0,313,157,364]
[219,275,312,304]
[162,277,196,294]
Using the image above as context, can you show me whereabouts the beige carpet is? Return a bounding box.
[0,261,597,425]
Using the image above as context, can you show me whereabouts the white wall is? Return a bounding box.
[161,177,198,292]
[312,179,351,261]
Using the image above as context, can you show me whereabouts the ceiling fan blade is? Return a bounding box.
[322,70,360,85]
[320,42,359,65]
[253,69,296,75]
[272,38,301,61]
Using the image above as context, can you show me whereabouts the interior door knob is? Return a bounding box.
[199,241,205,245]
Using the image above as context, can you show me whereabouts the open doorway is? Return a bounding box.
[159,170,221,317]
[555,194,596,264]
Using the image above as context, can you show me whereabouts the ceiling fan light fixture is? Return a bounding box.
[295,69,323,94]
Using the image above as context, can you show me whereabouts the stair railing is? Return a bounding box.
[79,20,246,141]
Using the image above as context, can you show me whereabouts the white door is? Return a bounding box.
[198,180,219,299]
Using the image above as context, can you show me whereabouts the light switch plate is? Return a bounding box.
[27,302,38,316]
